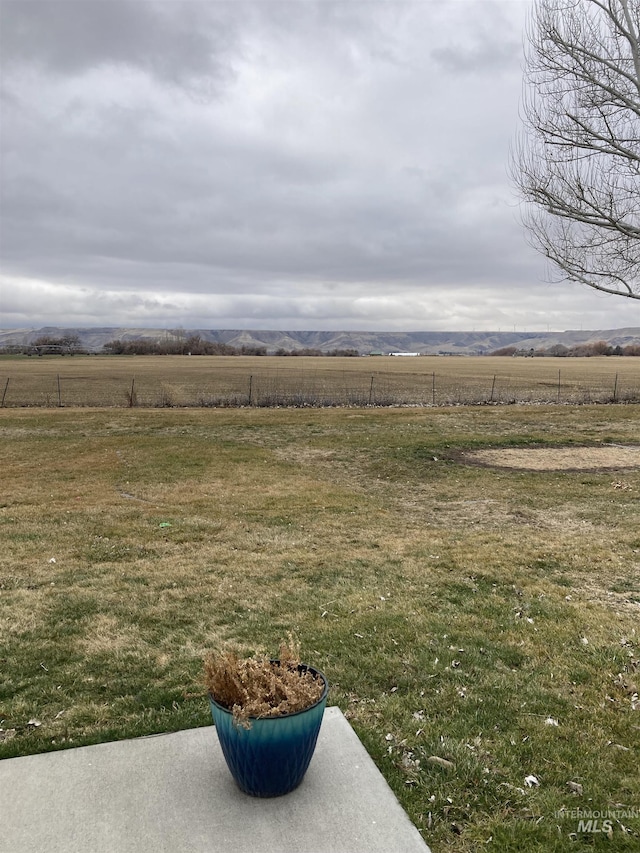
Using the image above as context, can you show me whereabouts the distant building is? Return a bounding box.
[390,352,420,357]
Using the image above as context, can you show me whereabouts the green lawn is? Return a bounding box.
[1,404,639,851]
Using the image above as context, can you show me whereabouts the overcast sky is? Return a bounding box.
[1,0,636,332]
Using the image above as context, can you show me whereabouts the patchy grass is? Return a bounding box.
[0,405,639,851]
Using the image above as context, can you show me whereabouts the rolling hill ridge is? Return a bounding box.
[2,326,640,355]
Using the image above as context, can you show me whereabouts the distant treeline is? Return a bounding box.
[490,341,640,357]
[1,334,358,357]
[102,337,360,356]
[102,338,360,356]
[2,335,86,355]
[103,337,267,356]
[3,334,639,359]
[273,347,360,357]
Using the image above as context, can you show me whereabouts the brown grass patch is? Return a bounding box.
[462,444,640,471]
[2,353,640,406]
[79,614,144,656]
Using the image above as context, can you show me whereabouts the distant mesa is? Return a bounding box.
[1,326,640,356]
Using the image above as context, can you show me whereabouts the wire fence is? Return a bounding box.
[2,365,639,408]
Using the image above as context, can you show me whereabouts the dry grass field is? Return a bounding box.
[1,354,639,407]
[1,402,639,850]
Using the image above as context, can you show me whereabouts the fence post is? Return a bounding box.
[557,369,561,403]
[613,373,618,402]
[369,376,374,405]
[248,375,253,405]
[57,374,62,407]
[490,374,497,403]
[432,372,436,405]
[1,377,9,407]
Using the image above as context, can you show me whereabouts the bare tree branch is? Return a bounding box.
[511,0,640,299]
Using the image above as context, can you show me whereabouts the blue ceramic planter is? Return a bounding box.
[209,663,329,798]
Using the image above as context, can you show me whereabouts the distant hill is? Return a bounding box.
[2,326,640,355]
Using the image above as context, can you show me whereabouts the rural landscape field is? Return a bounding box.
[1,358,639,851]
[1,353,639,407]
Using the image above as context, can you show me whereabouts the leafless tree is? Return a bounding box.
[512,0,640,300]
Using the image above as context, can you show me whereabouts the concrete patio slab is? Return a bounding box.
[0,706,430,853]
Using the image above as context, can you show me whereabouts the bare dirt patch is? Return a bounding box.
[463,444,640,471]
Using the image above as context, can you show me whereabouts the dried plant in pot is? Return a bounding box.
[204,638,329,798]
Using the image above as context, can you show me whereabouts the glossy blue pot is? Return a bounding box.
[209,663,329,798]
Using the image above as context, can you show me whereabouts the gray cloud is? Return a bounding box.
[0,0,635,332]
[429,1,523,74]
[0,0,236,88]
